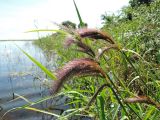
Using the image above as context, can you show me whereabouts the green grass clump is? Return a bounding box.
[30,0,160,119]
[4,0,159,120]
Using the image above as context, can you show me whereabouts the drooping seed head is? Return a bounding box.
[76,28,115,44]
[51,58,105,94]
[64,36,95,57]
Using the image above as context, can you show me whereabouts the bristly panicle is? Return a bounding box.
[64,36,75,48]
[51,58,105,94]
[64,36,95,57]
[124,96,160,110]
[76,41,95,57]
[76,28,115,44]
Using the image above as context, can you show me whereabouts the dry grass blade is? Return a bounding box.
[76,28,115,44]
[75,41,95,57]
[124,96,160,110]
[51,58,105,94]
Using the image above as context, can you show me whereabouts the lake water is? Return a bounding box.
[0,41,63,120]
[0,41,91,120]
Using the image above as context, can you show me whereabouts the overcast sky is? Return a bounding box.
[0,0,129,40]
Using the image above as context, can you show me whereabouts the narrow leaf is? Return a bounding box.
[97,95,106,120]
[73,0,85,27]
[17,45,57,80]
[143,106,155,120]
[25,107,60,118]
[26,29,67,35]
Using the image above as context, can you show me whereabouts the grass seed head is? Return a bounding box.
[51,58,105,94]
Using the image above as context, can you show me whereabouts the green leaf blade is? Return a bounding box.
[17,46,57,80]
[73,0,85,27]
[26,29,67,35]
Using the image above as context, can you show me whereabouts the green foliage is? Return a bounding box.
[102,0,160,63]
[5,0,160,119]
[17,45,57,80]
[97,95,106,120]
[33,26,160,119]
[31,0,160,119]
[73,0,86,28]
[129,0,153,7]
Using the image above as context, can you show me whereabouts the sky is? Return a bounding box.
[0,0,129,40]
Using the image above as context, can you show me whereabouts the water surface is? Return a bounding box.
[0,41,91,120]
[0,41,56,120]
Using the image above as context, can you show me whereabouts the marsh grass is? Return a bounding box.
[3,0,160,120]
[14,26,159,120]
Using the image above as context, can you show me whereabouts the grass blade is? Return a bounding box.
[143,106,155,120]
[26,29,67,35]
[14,93,32,104]
[17,45,57,80]
[73,0,85,27]
[97,95,106,120]
[25,107,60,118]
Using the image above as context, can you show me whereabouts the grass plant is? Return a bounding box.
[3,0,160,120]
